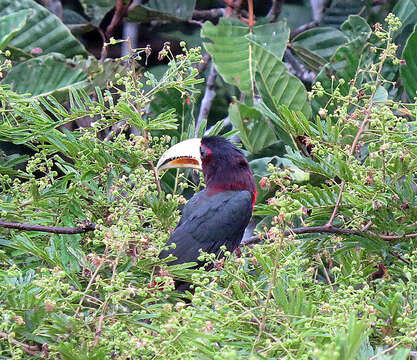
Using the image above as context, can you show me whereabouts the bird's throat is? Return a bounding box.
[206,182,257,209]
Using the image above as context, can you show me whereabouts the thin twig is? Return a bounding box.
[369,342,401,360]
[0,221,96,234]
[92,255,120,348]
[100,0,130,60]
[103,120,126,142]
[195,62,218,136]
[149,160,162,195]
[254,236,280,348]
[326,44,389,227]
[373,232,417,241]
[92,303,108,347]
[361,221,373,231]
[76,255,106,316]
[390,251,410,265]
[289,20,319,40]
[192,8,225,21]
[0,332,40,356]
[317,255,334,292]
[326,182,345,226]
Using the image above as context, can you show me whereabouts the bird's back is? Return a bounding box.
[159,189,252,266]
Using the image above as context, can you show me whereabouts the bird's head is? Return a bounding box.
[157,136,257,205]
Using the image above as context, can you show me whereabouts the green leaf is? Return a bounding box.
[2,53,88,97]
[312,16,371,112]
[292,27,347,61]
[400,23,417,101]
[290,44,328,73]
[321,0,366,27]
[0,0,87,57]
[246,21,289,60]
[79,0,115,27]
[228,102,277,154]
[202,18,290,94]
[253,47,311,120]
[393,0,417,48]
[340,15,372,42]
[374,85,388,103]
[0,9,31,51]
[127,0,196,23]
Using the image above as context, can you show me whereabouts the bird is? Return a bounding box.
[156,136,257,271]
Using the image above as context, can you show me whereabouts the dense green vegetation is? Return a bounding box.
[1,1,417,359]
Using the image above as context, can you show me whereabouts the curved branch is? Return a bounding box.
[0,332,40,356]
[0,221,96,234]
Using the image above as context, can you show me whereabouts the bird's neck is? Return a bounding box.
[205,169,257,208]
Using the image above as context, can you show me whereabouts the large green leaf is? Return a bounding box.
[290,44,327,73]
[246,22,289,61]
[312,16,372,112]
[63,9,94,35]
[0,0,87,57]
[340,15,372,42]
[393,0,417,48]
[202,18,290,94]
[291,16,371,73]
[2,53,88,97]
[400,24,417,101]
[229,102,277,155]
[127,0,196,23]
[291,27,347,61]
[80,0,115,27]
[0,10,31,51]
[321,0,366,27]
[253,47,311,120]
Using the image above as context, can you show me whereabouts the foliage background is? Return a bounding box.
[1,0,417,359]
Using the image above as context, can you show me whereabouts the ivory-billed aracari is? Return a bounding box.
[156,136,256,267]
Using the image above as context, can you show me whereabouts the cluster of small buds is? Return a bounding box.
[386,13,402,32]
[310,81,325,98]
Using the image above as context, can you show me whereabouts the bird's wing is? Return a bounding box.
[159,190,252,265]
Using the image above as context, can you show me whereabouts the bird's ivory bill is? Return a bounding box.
[156,138,203,174]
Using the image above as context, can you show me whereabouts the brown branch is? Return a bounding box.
[92,303,108,348]
[195,62,218,136]
[284,48,316,83]
[267,0,284,23]
[326,182,345,226]
[100,0,131,60]
[290,20,319,40]
[196,53,212,74]
[390,251,411,265]
[223,0,244,18]
[0,332,40,356]
[372,232,417,241]
[192,8,225,21]
[240,225,417,247]
[247,0,254,28]
[0,221,96,234]
[361,220,373,231]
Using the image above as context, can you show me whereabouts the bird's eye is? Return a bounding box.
[200,147,207,159]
